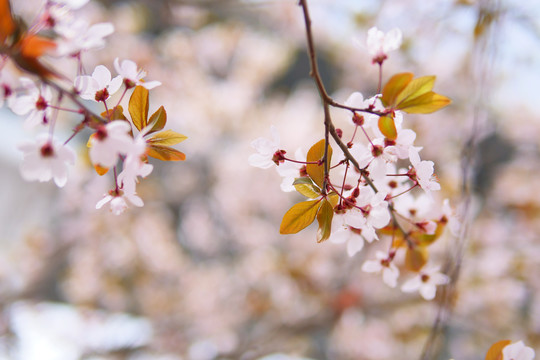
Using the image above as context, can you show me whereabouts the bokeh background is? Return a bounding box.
[0,0,539,359]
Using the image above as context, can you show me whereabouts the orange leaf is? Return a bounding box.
[128,86,149,131]
[381,72,413,108]
[316,199,334,243]
[147,144,186,161]
[0,0,16,44]
[147,106,167,134]
[306,139,332,189]
[378,115,397,140]
[395,75,435,105]
[405,246,428,272]
[19,34,56,58]
[94,164,109,176]
[280,200,321,234]
[485,340,512,360]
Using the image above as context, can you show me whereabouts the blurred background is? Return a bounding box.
[0,0,539,359]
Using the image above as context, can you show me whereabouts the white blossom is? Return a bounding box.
[74,65,122,102]
[96,189,144,215]
[502,341,535,360]
[114,58,162,89]
[56,19,114,55]
[401,266,449,300]
[366,27,402,61]
[409,149,440,195]
[248,125,280,169]
[9,78,53,129]
[362,251,400,287]
[88,121,134,168]
[17,134,76,187]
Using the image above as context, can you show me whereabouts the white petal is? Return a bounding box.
[361,260,382,273]
[419,284,437,300]
[346,236,364,257]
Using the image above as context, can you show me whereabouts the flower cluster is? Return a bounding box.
[1,0,186,215]
[250,27,457,299]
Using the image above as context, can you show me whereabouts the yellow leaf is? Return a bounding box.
[485,340,512,360]
[293,177,321,199]
[147,105,167,134]
[148,130,188,146]
[316,199,334,243]
[306,139,332,189]
[417,222,445,246]
[280,200,322,234]
[101,105,127,121]
[395,75,435,105]
[128,86,149,131]
[147,144,186,161]
[94,164,109,175]
[381,72,413,108]
[327,192,340,208]
[397,91,451,114]
[378,115,397,140]
[405,246,428,272]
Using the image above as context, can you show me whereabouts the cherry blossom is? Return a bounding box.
[117,130,153,194]
[55,19,114,55]
[362,251,400,288]
[88,121,134,168]
[96,189,144,215]
[74,65,122,102]
[356,188,391,231]
[248,125,281,169]
[344,92,382,128]
[409,149,440,195]
[114,58,162,90]
[17,134,76,187]
[275,148,304,192]
[9,78,53,129]
[401,266,449,300]
[366,27,402,64]
[330,213,368,257]
[502,341,535,360]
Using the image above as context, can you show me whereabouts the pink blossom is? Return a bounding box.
[366,27,402,63]
[96,189,144,215]
[502,341,535,360]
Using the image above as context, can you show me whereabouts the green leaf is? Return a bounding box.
[293,177,321,199]
[148,130,188,146]
[316,199,334,243]
[147,144,186,161]
[485,340,511,360]
[128,86,149,131]
[147,105,167,134]
[280,200,322,234]
[306,139,332,189]
[395,75,435,106]
[381,72,413,108]
[397,91,451,114]
[378,115,397,140]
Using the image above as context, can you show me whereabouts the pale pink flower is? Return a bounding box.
[344,92,382,127]
[114,58,162,90]
[275,148,304,192]
[401,266,449,300]
[409,149,440,195]
[362,251,399,287]
[357,188,390,230]
[248,125,280,169]
[9,78,53,129]
[55,19,114,55]
[50,0,90,9]
[75,65,122,102]
[366,27,402,63]
[88,121,134,168]
[96,189,143,215]
[502,341,535,360]
[17,134,76,187]
[330,212,368,257]
[117,130,153,194]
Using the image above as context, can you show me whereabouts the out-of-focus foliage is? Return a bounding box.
[0,0,539,359]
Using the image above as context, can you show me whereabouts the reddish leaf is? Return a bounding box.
[147,144,186,161]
